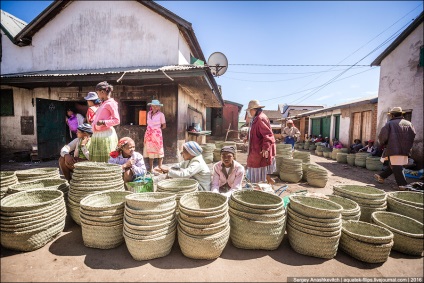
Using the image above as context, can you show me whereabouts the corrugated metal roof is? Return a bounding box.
[0,10,27,40]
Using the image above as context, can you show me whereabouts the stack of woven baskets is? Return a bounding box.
[315,144,324,156]
[124,192,177,260]
[303,141,310,150]
[287,195,343,259]
[8,179,69,196]
[331,148,340,160]
[387,191,423,223]
[0,189,66,251]
[0,171,18,199]
[178,192,229,259]
[339,220,394,263]
[371,211,423,256]
[327,195,361,221]
[346,154,356,166]
[279,158,303,183]
[322,147,331,158]
[15,168,60,182]
[354,152,371,167]
[80,191,132,249]
[336,153,348,163]
[229,190,286,250]
[67,162,125,225]
[366,156,383,171]
[309,144,316,151]
[333,185,386,222]
[306,165,328,188]
[294,142,304,150]
[156,179,198,207]
[293,151,310,164]
[200,143,215,164]
[276,144,293,157]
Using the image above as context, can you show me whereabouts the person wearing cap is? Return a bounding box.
[281,119,300,150]
[211,146,245,198]
[84,91,102,124]
[359,140,376,153]
[59,123,93,181]
[245,100,276,183]
[162,141,211,191]
[89,81,120,162]
[374,107,416,190]
[143,99,166,173]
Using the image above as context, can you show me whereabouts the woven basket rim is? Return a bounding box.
[333,185,386,198]
[326,194,360,212]
[179,191,228,212]
[287,206,342,226]
[80,191,132,210]
[229,198,285,214]
[157,179,199,190]
[231,190,284,209]
[387,191,424,208]
[371,211,424,238]
[124,203,176,215]
[342,220,394,244]
[289,195,343,217]
[1,189,64,212]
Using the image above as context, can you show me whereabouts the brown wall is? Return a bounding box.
[222,103,240,139]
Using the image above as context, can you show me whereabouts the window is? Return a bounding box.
[404,110,412,122]
[120,100,147,126]
[1,89,14,116]
[419,45,424,67]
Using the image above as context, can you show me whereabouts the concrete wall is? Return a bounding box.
[376,22,423,168]
[222,103,240,139]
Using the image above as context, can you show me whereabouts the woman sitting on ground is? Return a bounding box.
[108,137,146,182]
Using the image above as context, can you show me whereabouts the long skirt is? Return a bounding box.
[89,127,118,162]
[143,126,164,158]
[246,158,276,183]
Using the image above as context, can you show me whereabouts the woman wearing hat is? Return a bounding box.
[245,100,276,183]
[89,81,120,162]
[162,141,211,191]
[84,91,102,124]
[58,123,93,181]
[143,99,166,172]
[211,146,245,197]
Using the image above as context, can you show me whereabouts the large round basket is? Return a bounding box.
[80,191,132,211]
[229,198,284,215]
[1,189,64,212]
[366,156,383,171]
[124,192,176,211]
[157,179,199,192]
[81,223,124,249]
[342,220,393,244]
[387,195,423,223]
[387,191,423,208]
[287,205,341,226]
[289,195,343,219]
[346,154,355,166]
[333,185,386,200]
[7,179,68,194]
[179,192,228,214]
[230,190,283,210]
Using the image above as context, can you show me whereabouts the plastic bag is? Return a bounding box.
[126,173,153,193]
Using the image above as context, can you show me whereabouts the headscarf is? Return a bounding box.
[183,141,203,157]
[109,137,134,158]
[220,146,236,155]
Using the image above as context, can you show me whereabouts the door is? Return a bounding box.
[321,116,331,138]
[311,118,321,136]
[36,98,66,159]
[361,111,372,142]
[334,115,340,140]
[352,112,362,143]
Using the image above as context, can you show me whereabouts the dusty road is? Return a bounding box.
[1,149,423,282]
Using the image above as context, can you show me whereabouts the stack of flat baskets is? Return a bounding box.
[287,195,343,259]
[322,147,332,158]
[339,220,394,263]
[371,211,423,256]
[366,156,383,171]
[293,151,311,164]
[124,192,177,260]
[354,152,371,167]
[0,171,18,199]
[7,179,69,197]
[177,192,229,259]
[336,153,348,163]
[327,195,361,221]
[15,168,60,182]
[201,143,215,164]
[273,155,287,175]
[333,185,386,222]
[80,191,132,249]
[68,162,125,225]
[279,158,303,183]
[386,191,423,223]
[346,154,356,166]
[0,189,66,251]
[229,190,286,250]
[156,179,198,207]
[306,165,328,188]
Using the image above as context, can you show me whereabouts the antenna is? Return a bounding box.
[207,52,228,77]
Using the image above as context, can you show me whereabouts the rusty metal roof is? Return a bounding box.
[0,10,27,41]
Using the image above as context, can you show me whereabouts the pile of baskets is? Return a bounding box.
[366,156,383,171]
[279,158,303,183]
[124,192,177,260]
[229,190,285,250]
[276,144,293,158]
[287,195,343,259]
[67,162,125,225]
[15,168,60,182]
[339,220,394,263]
[336,153,348,163]
[178,192,229,259]
[200,143,215,164]
[306,165,328,188]
[331,148,341,160]
[387,191,423,223]
[294,142,304,150]
[327,195,361,221]
[80,191,132,249]
[309,144,316,151]
[8,179,69,196]
[156,179,198,207]
[315,145,324,156]
[354,152,371,167]
[0,171,18,199]
[303,141,310,150]
[0,189,66,251]
[371,211,423,256]
[293,151,311,164]
[333,185,386,222]
[346,154,355,166]
[322,147,332,158]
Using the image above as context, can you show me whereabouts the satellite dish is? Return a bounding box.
[207,52,228,77]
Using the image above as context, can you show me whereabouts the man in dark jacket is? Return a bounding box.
[374,107,416,189]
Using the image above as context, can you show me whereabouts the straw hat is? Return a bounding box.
[387,107,405,114]
[246,100,265,111]
[148,99,163,106]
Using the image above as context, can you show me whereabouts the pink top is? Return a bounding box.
[211,160,245,193]
[147,110,165,129]
[92,98,120,132]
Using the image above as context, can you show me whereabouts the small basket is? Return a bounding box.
[157,179,199,192]
[289,195,343,219]
[81,222,124,249]
[342,220,394,244]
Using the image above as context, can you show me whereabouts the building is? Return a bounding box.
[210,100,243,140]
[0,1,223,163]
[262,110,283,140]
[371,11,423,168]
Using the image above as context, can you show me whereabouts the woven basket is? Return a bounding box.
[0,202,65,225]
[177,214,229,229]
[123,222,176,238]
[360,205,387,223]
[157,179,199,192]
[333,185,386,200]
[79,210,124,224]
[287,218,341,236]
[230,190,284,210]
[327,195,360,216]
[73,161,122,172]
[229,198,284,215]
[287,206,342,226]
[228,206,285,222]
[387,192,424,208]
[80,191,132,211]
[124,203,176,216]
[124,207,175,221]
[178,225,230,259]
[333,191,387,206]
[336,153,348,163]
[81,222,124,249]
[1,196,64,218]
[323,151,331,158]
[342,220,394,244]
[125,192,176,211]
[7,179,69,195]
[346,154,355,166]
[289,195,343,219]
[306,166,328,188]
[179,192,228,214]
[178,209,228,225]
[366,157,383,171]
[179,219,229,236]
[387,196,423,223]
[1,189,64,212]
[371,211,423,256]
[125,213,175,226]
[124,218,176,232]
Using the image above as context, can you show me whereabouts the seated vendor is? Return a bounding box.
[162,141,211,191]
[211,146,245,198]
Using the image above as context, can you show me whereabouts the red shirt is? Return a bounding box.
[247,112,276,168]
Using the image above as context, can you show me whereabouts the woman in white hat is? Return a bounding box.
[245,100,276,183]
[143,99,166,172]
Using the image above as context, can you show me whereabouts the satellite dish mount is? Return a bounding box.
[207,52,228,77]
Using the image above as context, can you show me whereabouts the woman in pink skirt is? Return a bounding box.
[143,100,166,172]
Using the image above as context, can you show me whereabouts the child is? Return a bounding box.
[108,137,146,182]
[59,123,93,181]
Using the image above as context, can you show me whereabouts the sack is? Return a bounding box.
[125,173,153,193]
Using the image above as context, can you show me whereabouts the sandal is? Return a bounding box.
[374,174,384,184]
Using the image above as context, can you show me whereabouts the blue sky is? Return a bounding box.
[1,1,423,118]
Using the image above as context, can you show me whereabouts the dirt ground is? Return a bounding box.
[1,149,423,282]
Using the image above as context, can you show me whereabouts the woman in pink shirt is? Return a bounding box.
[211,146,245,198]
[89,81,120,162]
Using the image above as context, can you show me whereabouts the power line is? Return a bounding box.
[228,64,370,67]
[226,66,367,75]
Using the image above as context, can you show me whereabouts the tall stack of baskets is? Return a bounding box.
[293,151,311,164]
[200,143,215,164]
[80,191,132,249]
[0,172,18,199]
[366,156,383,171]
[354,152,370,167]
[339,220,394,263]
[279,158,303,183]
[274,144,294,175]
[123,192,177,260]
[306,165,328,188]
[333,185,386,222]
[0,189,66,251]
[156,179,198,207]
[287,195,343,259]
[315,144,324,156]
[386,191,423,223]
[322,147,331,158]
[177,192,229,259]
[67,162,125,225]
[327,195,361,221]
[228,190,286,250]
[15,168,60,182]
